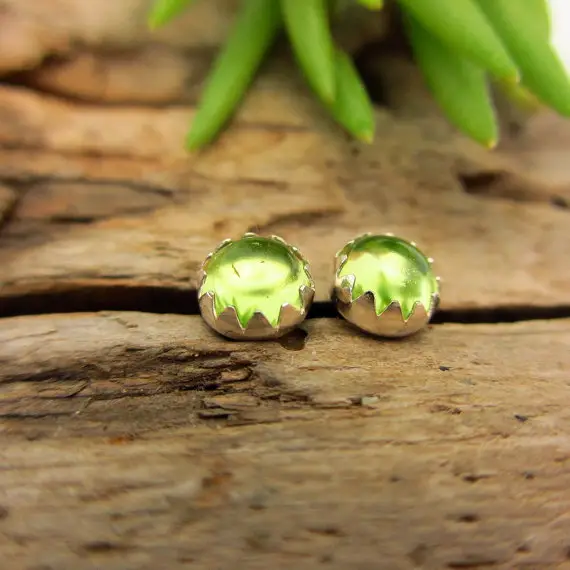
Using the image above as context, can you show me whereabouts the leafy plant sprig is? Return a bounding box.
[149,0,570,150]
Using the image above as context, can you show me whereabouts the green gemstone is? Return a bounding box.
[200,235,313,328]
[337,234,439,319]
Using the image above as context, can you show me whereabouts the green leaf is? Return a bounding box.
[281,0,336,103]
[475,0,570,116]
[328,49,375,142]
[397,0,518,81]
[356,0,384,10]
[148,0,196,29]
[186,0,281,150]
[404,14,497,147]
[515,0,550,101]
[524,0,551,38]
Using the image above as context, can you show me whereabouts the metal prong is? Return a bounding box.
[279,303,306,328]
[335,253,349,272]
[300,284,315,306]
[201,252,213,270]
[213,238,233,254]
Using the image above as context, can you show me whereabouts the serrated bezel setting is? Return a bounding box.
[198,233,315,340]
[333,233,441,338]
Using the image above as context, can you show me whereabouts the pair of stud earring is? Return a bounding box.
[198,232,440,340]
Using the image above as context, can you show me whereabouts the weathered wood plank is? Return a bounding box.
[1,61,570,312]
[1,313,570,569]
[1,10,569,570]
[0,0,387,77]
[0,0,236,74]
[2,312,570,435]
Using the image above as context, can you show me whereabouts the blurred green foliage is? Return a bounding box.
[149,0,570,150]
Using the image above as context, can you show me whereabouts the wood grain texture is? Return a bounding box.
[1,313,570,569]
[0,183,17,226]
[1,58,570,313]
[0,0,387,81]
[0,0,236,73]
[1,37,570,570]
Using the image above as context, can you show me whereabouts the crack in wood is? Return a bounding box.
[0,173,179,198]
[1,32,570,570]
[0,180,27,236]
[2,286,570,324]
[457,170,570,210]
[0,140,152,162]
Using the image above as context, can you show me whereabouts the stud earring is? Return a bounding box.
[333,233,440,337]
[198,233,315,340]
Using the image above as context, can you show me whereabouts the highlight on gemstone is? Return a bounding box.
[336,234,439,321]
[199,234,314,334]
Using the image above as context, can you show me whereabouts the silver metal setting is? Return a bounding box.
[198,233,315,340]
[333,233,441,338]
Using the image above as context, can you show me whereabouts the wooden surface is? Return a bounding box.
[2,314,570,569]
[1,30,570,569]
[1,53,570,315]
